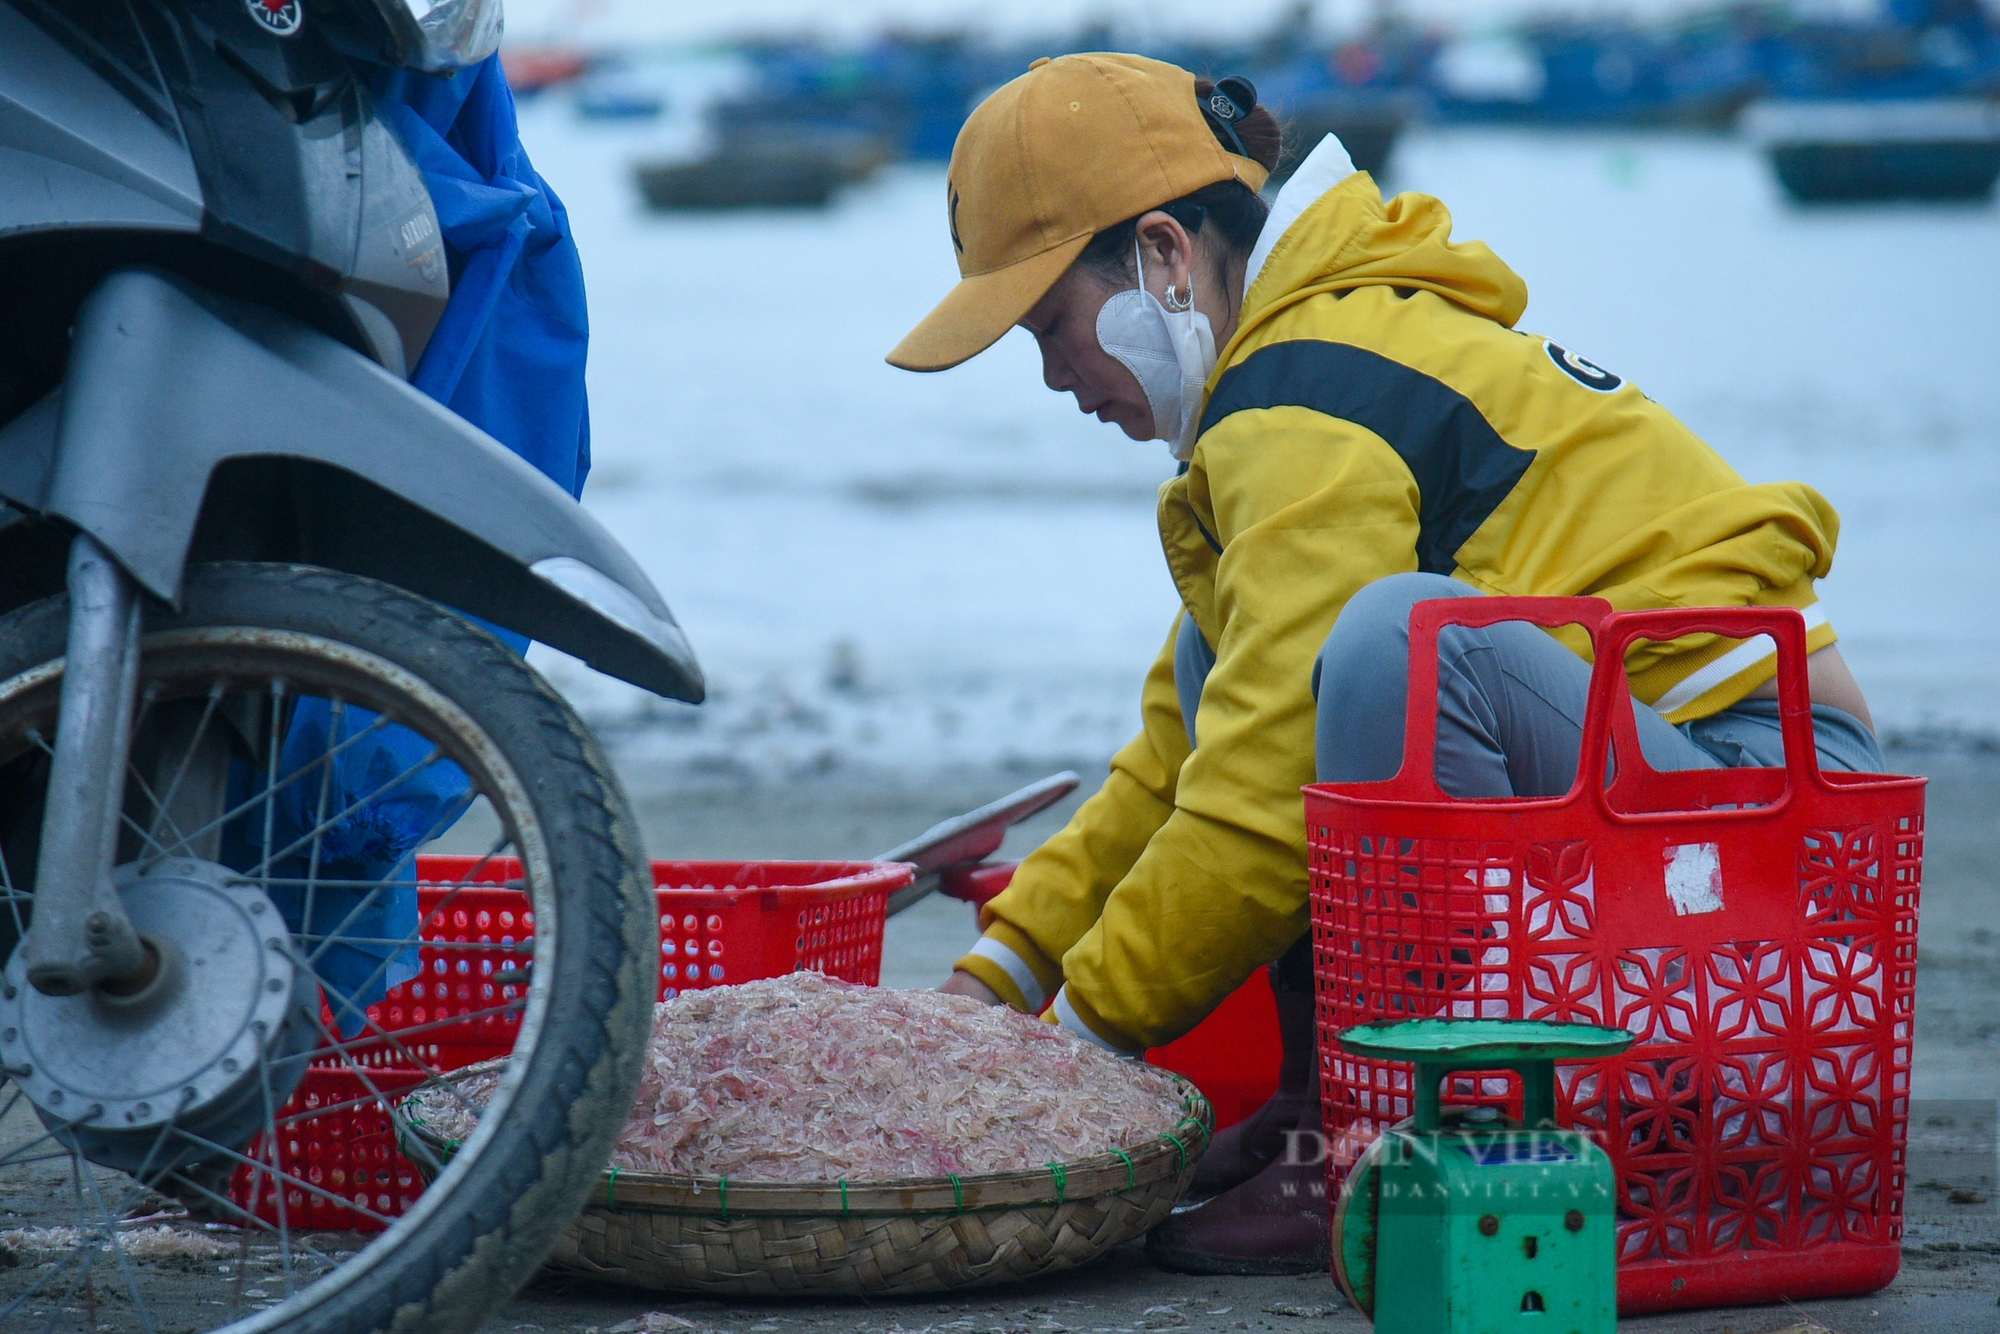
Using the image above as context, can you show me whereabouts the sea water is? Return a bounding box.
[516,100,2000,783]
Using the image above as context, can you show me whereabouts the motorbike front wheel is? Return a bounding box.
[0,562,658,1333]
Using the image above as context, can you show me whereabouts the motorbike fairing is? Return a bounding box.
[0,3,202,237]
[1,0,452,380]
[0,267,704,703]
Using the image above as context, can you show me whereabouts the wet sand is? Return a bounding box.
[3,748,1987,1331]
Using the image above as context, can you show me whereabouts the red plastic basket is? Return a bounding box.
[1304,598,1925,1314]
[228,1067,429,1232]
[944,861,1284,1130]
[230,858,910,1230]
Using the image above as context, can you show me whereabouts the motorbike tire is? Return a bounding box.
[0,562,657,1334]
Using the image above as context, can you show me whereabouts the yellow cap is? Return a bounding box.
[887,53,1271,373]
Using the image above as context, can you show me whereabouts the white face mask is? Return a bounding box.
[1094,237,1217,462]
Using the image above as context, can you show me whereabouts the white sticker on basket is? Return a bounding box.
[1664,842,1724,915]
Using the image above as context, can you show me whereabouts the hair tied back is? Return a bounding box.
[1200,76,1259,159]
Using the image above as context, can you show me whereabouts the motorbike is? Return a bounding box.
[0,2,701,1330]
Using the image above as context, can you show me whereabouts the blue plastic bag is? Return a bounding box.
[232,54,591,1035]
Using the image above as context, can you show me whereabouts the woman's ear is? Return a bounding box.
[1132,211,1195,303]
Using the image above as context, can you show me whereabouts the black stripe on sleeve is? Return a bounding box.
[1197,340,1536,574]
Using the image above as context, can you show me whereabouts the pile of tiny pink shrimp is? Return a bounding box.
[419,973,1188,1181]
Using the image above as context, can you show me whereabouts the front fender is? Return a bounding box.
[0,267,702,702]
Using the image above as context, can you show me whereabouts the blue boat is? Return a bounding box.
[716,37,1003,165]
[1427,3,2000,130]
[1428,11,1771,128]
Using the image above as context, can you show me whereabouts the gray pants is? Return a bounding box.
[1175,571,1883,992]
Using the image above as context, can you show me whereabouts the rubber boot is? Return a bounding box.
[1188,983,1318,1199]
[1145,1082,1332,1276]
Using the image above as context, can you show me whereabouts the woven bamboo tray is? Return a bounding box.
[400,1070,1211,1296]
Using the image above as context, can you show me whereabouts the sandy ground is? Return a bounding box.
[1,750,1989,1331]
[468,743,2000,1334]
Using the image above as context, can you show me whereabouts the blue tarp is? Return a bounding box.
[370,53,592,502]
[227,54,590,1034]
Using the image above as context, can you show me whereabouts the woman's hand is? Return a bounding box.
[939,969,1005,1007]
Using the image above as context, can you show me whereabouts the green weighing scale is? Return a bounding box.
[1331,1019,1635,1334]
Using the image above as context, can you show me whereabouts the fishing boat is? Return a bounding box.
[633,126,891,211]
[1742,98,2000,202]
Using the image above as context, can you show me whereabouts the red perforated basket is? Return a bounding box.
[230,857,910,1230]
[227,1068,429,1232]
[1304,598,1925,1314]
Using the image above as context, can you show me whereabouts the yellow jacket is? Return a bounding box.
[956,172,1840,1054]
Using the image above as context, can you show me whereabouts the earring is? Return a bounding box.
[1163,284,1193,313]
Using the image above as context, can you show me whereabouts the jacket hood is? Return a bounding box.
[1219,174,1530,375]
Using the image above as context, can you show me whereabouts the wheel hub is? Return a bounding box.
[0,858,320,1176]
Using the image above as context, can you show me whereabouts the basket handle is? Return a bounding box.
[1387,596,1614,802]
[1579,605,1821,821]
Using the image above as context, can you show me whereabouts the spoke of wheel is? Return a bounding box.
[135,707,396,869]
[139,683,225,859]
[60,1150,102,1334]
[291,858,527,1137]
[307,990,530,1060]
[249,743,447,883]
[293,839,517,1119]
[80,1093,206,1330]
[0,835,21,941]
[0,1113,73,1170]
[281,934,530,951]
[15,1226,92,1334]
[1,1088,184,1330]
[279,793,489,1042]
[0,1222,127,1328]
[301,1007,452,1146]
[170,1125,400,1230]
[300,811,486,1000]
[0,1096,110,1177]
[22,727,174,863]
[119,685,188,856]
[299,695,345,966]
[118,806,176,862]
[145,1163,344,1270]
[0,1096,162,1334]
[77,1153,159,1334]
[262,678,284,908]
[296,998,528,1105]
[258,1036,295,1298]
[265,1085,438,1132]
[121,764,185,862]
